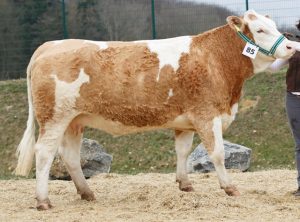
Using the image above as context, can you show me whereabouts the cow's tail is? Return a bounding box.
[15,58,36,176]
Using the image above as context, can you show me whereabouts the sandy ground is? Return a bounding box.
[1,170,300,222]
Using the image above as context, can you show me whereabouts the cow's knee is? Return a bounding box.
[210,150,225,166]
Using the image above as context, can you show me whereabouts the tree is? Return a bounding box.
[0,0,235,80]
[32,0,63,43]
[96,0,152,41]
[72,0,107,40]
[154,0,233,38]
[0,0,24,79]
[16,0,49,67]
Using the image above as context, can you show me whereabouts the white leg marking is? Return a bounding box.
[35,69,90,209]
[221,103,238,131]
[58,129,94,200]
[210,117,231,188]
[35,126,66,204]
[175,131,194,190]
[231,103,238,117]
[35,143,56,202]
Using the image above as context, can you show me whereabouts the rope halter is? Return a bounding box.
[234,25,286,57]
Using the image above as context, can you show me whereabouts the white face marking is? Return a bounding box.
[83,40,108,50]
[52,68,90,117]
[244,10,294,73]
[245,10,280,48]
[140,36,191,81]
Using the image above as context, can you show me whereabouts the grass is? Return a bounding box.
[0,70,295,178]
[0,80,28,178]
[225,69,294,170]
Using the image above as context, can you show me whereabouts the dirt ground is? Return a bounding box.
[1,170,300,222]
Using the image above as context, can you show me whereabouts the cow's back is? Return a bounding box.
[30,39,190,128]
[29,25,254,130]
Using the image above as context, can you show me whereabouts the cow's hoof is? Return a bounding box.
[81,191,96,201]
[36,199,53,211]
[180,185,194,192]
[177,180,194,192]
[223,185,241,196]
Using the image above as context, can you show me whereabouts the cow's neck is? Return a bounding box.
[188,25,255,105]
[221,24,275,74]
[252,53,275,73]
[191,24,255,78]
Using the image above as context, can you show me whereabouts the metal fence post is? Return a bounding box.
[151,0,157,39]
[61,0,68,39]
[245,0,249,10]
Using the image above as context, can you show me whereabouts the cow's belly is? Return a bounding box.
[72,113,194,136]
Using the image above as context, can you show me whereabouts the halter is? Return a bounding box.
[234,25,286,57]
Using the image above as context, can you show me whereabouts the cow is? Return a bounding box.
[15,10,298,210]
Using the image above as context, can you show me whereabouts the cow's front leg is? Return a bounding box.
[175,130,194,192]
[209,117,240,196]
[191,115,240,196]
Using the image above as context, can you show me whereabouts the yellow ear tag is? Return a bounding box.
[234,25,241,32]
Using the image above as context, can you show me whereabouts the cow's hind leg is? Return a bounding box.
[35,126,67,210]
[58,124,95,201]
[175,130,194,192]
[192,116,240,196]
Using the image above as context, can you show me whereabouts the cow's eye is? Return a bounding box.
[257,29,264,33]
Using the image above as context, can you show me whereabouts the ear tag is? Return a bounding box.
[242,42,259,59]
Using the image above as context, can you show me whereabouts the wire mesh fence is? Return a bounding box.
[0,0,299,80]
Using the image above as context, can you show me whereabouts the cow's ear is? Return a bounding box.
[227,16,245,32]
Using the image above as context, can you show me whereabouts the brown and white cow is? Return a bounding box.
[15,10,298,210]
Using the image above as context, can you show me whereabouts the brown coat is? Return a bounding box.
[30,24,253,134]
[16,11,297,207]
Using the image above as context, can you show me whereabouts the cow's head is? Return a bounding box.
[227,10,296,61]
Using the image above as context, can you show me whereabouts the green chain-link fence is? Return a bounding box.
[0,0,299,80]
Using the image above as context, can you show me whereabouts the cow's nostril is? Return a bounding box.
[286,46,292,50]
